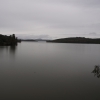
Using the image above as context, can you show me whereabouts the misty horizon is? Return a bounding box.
[0,0,100,39]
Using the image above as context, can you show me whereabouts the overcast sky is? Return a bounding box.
[0,0,100,39]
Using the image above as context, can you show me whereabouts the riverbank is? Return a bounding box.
[0,34,21,46]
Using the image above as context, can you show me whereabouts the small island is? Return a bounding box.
[47,37,100,44]
[0,34,21,46]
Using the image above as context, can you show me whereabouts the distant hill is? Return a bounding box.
[21,39,47,42]
[34,39,47,41]
[47,37,100,44]
[21,39,36,42]
[0,34,21,46]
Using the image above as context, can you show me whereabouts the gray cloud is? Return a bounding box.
[0,0,100,39]
[89,32,97,35]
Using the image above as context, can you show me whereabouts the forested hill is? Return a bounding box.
[47,37,100,44]
[0,34,21,46]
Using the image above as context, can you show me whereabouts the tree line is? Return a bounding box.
[47,37,100,44]
[0,34,21,46]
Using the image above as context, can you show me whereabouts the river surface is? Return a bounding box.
[0,42,100,100]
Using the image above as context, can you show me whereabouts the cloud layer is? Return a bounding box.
[0,0,100,39]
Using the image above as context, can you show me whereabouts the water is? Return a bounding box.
[0,42,100,100]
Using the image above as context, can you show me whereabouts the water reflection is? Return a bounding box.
[9,46,17,56]
[0,46,8,52]
[0,46,17,57]
[0,46,8,57]
[92,65,100,78]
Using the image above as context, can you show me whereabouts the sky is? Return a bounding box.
[0,0,100,39]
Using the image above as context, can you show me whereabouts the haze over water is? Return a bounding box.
[0,42,100,100]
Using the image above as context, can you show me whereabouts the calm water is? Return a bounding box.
[0,42,100,100]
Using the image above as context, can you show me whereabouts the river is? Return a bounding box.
[0,42,100,100]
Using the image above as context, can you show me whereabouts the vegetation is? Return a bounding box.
[0,34,21,46]
[92,65,100,78]
[47,37,100,44]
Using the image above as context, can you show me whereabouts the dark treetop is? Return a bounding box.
[0,34,21,46]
